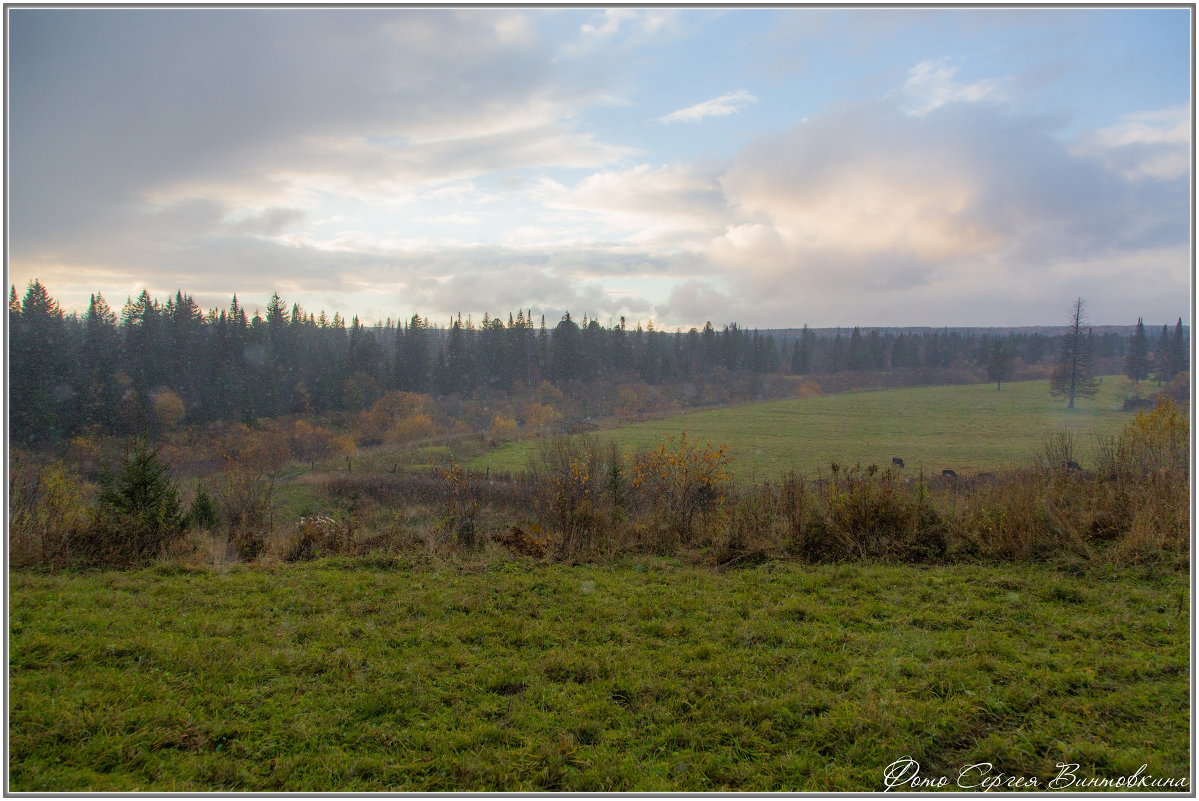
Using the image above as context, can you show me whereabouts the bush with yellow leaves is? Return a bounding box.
[630,429,731,545]
[529,436,621,559]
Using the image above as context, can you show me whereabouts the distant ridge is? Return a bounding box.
[761,325,1182,339]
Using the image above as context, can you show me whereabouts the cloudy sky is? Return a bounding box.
[7,7,1192,328]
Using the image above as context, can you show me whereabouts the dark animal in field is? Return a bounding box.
[1066,460,1082,471]
[892,457,905,468]
[941,469,957,478]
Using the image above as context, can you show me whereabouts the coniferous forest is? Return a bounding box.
[10,281,1186,447]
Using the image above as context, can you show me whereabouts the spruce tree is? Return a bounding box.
[96,439,185,560]
[551,313,582,382]
[986,340,1015,390]
[1123,318,1150,384]
[1050,297,1100,409]
[187,484,220,530]
[1170,317,1188,380]
[11,280,71,443]
[79,293,122,430]
[1152,324,1173,384]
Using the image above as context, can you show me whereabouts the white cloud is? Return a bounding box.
[1070,105,1191,181]
[579,8,638,40]
[413,214,481,226]
[541,163,727,248]
[576,8,679,47]
[700,100,1188,324]
[658,90,759,124]
[902,58,1005,117]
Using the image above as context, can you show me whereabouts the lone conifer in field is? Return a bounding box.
[97,440,185,550]
[987,340,1015,390]
[1050,297,1100,409]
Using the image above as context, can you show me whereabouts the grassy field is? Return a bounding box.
[471,377,1134,480]
[10,557,1189,792]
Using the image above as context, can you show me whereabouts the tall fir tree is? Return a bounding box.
[1169,317,1188,380]
[1123,318,1150,384]
[1152,324,1173,384]
[11,280,72,444]
[78,293,123,429]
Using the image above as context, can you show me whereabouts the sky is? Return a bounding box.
[6,7,1193,329]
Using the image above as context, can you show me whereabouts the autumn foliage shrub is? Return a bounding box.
[528,436,624,558]
[9,456,92,568]
[289,419,354,468]
[437,462,481,549]
[388,414,438,444]
[1093,397,1190,562]
[629,430,731,546]
[520,402,562,430]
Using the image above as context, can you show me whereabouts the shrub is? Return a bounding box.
[496,523,552,558]
[1093,396,1190,562]
[529,436,619,559]
[1110,395,1188,478]
[218,469,274,559]
[775,471,838,561]
[521,402,563,430]
[491,413,518,434]
[9,457,91,568]
[438,462,480,549]
[388,413,438,444]
[707,484,784,567]
[950,471,1074,561]
[630,430,731,546]
[818,464,947,562]
[1038,429,1078,475]
[151,388,186,429]
[283,515,354,561]
[290,419,354,468]
[795,381,823,398]
[359,391,435,443]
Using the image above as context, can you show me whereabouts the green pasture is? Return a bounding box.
[10,558,1188,792]
[472,377,1135,480]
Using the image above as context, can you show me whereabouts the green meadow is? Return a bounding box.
[472,377,1133,480]
[9,558,1188,792]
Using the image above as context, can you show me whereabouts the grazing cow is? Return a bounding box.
[941,469,957,478]
[892,457,905,469]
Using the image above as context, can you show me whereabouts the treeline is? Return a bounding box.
[7,281,1181,446]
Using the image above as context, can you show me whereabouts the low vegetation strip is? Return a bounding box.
[471,378,1132,480]
[9,559,1188,792]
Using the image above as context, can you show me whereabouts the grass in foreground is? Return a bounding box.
[471,378,1132,480]
[10,557,1188,792]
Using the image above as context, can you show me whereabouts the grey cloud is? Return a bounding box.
[229,208,308,237]
[9,9,615,260]
[428,265,654,323]
[653,280,750,328]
